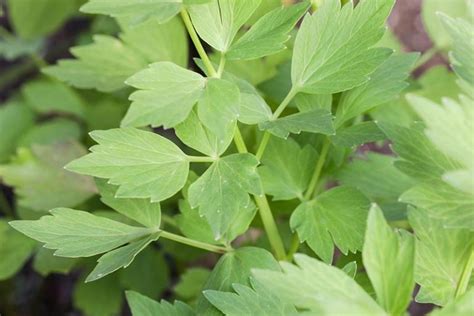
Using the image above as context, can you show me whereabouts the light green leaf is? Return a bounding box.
[378,122,462,181]
[0,142,96,211]
[331,122,386,148]
[335,53,418,127]
[291,0,394,94]
[259,109,335,139]
[0,100,35,162]
[96,179,161,228]
[197,78,240,140]
[81,0,181,25]
[253,254,386,315]
[337,153,416,203]
[400,180,474,230]
[258,137,317,201]
[196,247,280,316]
[176,199,219,245]
[86,232,160,282]
[126,291,194,316]
[422,0,470,50]
[430,288,474,316]
[122,62,206,128]
[7,0,77,39]
[409,208,474,306]
[0,219,36,280]
[342,261,357,278]
[227,1,309,60]
[363,205,414,315]
[188,153,261,240]
[32,247,77,276]
[66,128,189,202]
[204,278,299,316]
[188,0,262,52]
[175,267,211,300]
[293,93,332,112]
[22,78,85,117]
[176,110,234,157]
[10,208,157,257]
[18,118,82,147]
[290,186,371,263]
[416,66,462,103]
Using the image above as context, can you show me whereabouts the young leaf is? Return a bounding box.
[290,186,371,263]
[10,208,157,257]
[66,128,189,202]
[253,254,385,315]
[259,109,335,139]
[196,247,280,315]
[126,291,194,316]
[334,53,418,127]
[226,1,309,60]
[86,232,160,282]
[363,205,415,315]
[122,62,206,128]
[96,180,161,228]
[330,122,386,148]
[188,0,262,52]
[291,0,394,94]
[188,153,261,240]
[197,78,240,140]
[81,0,181,25]
[258,137,317,201]
[204,278,298,316]
[409,208,474,306]
[0,142,97,211]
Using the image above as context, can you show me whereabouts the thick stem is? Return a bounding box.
[233,127,248,153]
[180,9,217,77]
[455,249,474,299]
[160,230,230,253]
[217,54,226,78]
[304,137,330,201]
[254,194,287,260]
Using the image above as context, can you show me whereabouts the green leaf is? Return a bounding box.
[0,36,43,61]
[86,232,160,282]
[0,219,36,280]
[227,1,309,60]
[197,78,240,140]
[422,0,470,50]
[291,0,394,94]
[253,254,386,315]
[7,0,77,39]
[176,110,234,157]
[416,66,462,103]
[66,128,189,202]
[259,109,335,139]
[196,247,280,315]
[96,179,161,228]
[336,153,416,203]
[188,0,262,52]
[409,208,474,306]
[0,100,35,162]
[188,153,261,240]
[22,78,85,117]
[258,137,317,201]
[362,205,414,315]
[334,53,418,127]
[10,208,157,257]
[378,122,462,181]
[290,186,371,263]
[400,180,474,230]
[176,199,219,245]
[293,92,332,112]
[44,17,187,92]
[0,142,96,211]
[175,268,211,300]
[204,278,299,316]
[18,118,82,147]
[126,291,194,316]
[122,62,206,128]
[32,247,77,276]
[430,288,474,316]
[81,0,181,25]
[331,122,386,148]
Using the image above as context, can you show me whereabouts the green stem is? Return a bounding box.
[254,194,287,260]
[187,155,216,163]
[160,230,231,253]
[161,214,177,228]
[272,87,299,119]
[455,249,474,299]
[414,46,439,69]
[233,127,248,153]
[304,137,330,201]
[255,132,271,161]
[180,9,217,77]
[286,233,300,260]
[217,54,226,78]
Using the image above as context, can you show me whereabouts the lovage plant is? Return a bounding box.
[4,0,473,315]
